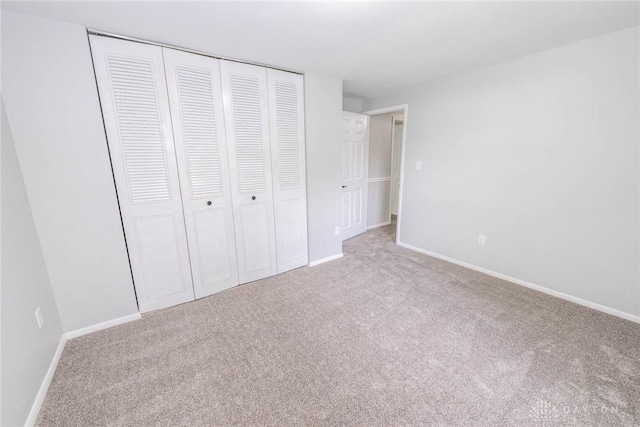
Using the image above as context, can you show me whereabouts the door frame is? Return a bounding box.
[389,114,404,222]
[362,104,408,245]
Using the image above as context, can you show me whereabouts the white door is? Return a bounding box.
[163,48,239,299]
[267,69,308,273]
[390,119,403,215]
[90,36,195,312]
[341,112,369,240]
[220,60,278,284]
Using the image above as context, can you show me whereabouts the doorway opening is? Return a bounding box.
[363,105,408,244]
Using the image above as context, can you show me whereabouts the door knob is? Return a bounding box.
[207,201,212,206]
[251,196,256,200]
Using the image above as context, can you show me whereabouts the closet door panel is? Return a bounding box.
[163,48,238,298]
[134,214,190,298]
[240,202,274,272]
[267,70,308,272]
[220,60,277,284]
[278,198,307,265]
[191,208,234,285]
[90,35,195,312]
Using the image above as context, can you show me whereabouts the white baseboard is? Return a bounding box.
[25,336,67,426]
[397,241,640,324]
[25,312,142,425]
[308,253,344,267]
[367,221,391,230]
[64,312,141,340]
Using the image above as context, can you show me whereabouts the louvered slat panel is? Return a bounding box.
[92,37,196,313]
[229,74,266,194]
[163,49,239,299]
[267,69,307,273]
[274,81,301,190]
[107,54,171,204]
[221,61,277,283]
[175,65,223,199]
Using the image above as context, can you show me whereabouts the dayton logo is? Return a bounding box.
[529,400,560,426]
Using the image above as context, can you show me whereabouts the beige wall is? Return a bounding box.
[1,101,64,426]
[364,27,640,317]
[343,94,364,113]
[2,11,140,332]
[367,112,399,227]
[305,74,344,261]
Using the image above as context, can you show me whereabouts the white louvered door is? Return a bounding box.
[90,36,195,312]
[220,61,278,284]
[267,70,308,272]
[163,48,239,299]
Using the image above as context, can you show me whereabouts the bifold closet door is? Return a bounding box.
[267,70,308,272]
[220,61,278,284]
[90,36,195,312]
[163,48,239,298]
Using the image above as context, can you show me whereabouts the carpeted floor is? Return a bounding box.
[37,225,640,426]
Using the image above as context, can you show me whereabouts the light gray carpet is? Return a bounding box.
[37,225,640,426]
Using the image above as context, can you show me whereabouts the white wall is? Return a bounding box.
[368,113,394,178]
[1,101,64,427]
[367,112,395,227]
[2,11,139,332]
[367,181,391,228]
[305,73,344,262]
[363,26,640,317]
[343,94,364,113]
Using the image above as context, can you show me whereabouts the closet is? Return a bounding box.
[90,35,308,313]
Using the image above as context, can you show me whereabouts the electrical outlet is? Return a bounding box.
[478,235,486,246]
[334,226,340,236]
[416,160,422,170]
[35,307,44,328]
